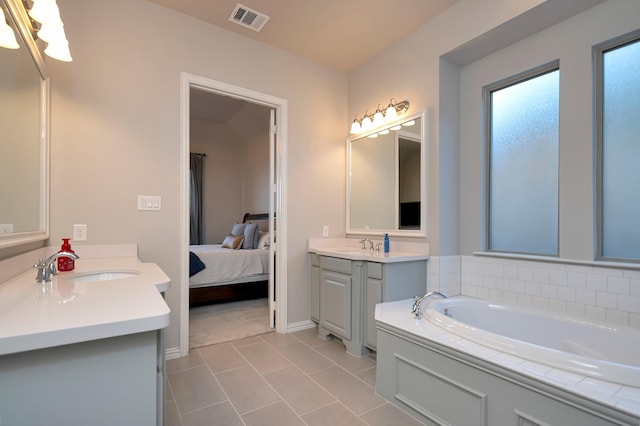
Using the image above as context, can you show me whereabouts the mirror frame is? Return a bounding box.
[346,109,427,238]
[0,0,50,249]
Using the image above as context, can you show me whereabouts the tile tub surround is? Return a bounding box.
[166,328,425,426]
[425,255,640,330]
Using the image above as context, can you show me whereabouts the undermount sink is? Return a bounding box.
[69,271,139,282]
[324,247,367,254]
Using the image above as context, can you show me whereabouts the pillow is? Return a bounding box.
[188,251,206,277]
[242,222,259,249]
[257,231,270,249]
[221,234,244,249]
[231,223,246,236]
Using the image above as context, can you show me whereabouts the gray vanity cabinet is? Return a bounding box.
[310,254,320,322]
[364,260,426,350]
[318,256,365,353]
[312,253,426,356]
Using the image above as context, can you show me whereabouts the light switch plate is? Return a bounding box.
[138,195,161,211]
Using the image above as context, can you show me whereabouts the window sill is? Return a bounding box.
[473,251,640,271]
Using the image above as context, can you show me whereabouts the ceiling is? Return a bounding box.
[146,0,459,72]
[159,0,458,139]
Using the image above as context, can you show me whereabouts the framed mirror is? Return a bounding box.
[347,110,426,237]
[0,0,50,249]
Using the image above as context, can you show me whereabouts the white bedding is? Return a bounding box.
[189,244,269,288]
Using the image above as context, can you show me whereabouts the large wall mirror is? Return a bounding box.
[347,110,426,237]
[0,0,49,249]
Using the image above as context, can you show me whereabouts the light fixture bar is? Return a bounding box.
[349,99,410,134]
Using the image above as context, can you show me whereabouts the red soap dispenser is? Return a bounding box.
[57,238,75,272]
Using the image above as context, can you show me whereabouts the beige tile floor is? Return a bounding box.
[166,327,425,426]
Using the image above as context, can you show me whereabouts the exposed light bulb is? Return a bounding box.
[378,129,390,135]
[350,119,361,134]
[373,107,384,127]
[29,0,63,26]
[37,23,68,44]
[385,103,398,121]
[44,40,72,62]
[402,120,415,127]
[0,9,19,49]
[361,115,373,131]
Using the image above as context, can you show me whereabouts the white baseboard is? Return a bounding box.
[285,319,317,333]
[165,320,316,360]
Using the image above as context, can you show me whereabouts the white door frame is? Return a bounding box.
[179,72,288,357]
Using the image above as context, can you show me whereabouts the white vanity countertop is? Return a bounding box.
[308,238,429,263]
[0,256,170,356]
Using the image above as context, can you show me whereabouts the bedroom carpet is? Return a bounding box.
[189,298,272,348]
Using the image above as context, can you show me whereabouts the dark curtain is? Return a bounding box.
[189,153,205,245]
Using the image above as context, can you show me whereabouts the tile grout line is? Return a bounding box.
[222,337,309,423]
[198,345,250,426]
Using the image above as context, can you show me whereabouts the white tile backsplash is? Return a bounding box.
[427,255,640,330]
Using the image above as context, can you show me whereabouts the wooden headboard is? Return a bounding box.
[242,212,270,222]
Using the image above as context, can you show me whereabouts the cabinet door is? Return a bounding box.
[365,277,382,349]
[311,264,320,322]
[320,270,352,340]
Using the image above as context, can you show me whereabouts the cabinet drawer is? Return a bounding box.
[320,256,352,274]
[310,253,320,267]
[367,262,383,279]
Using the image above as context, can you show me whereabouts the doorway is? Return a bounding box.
[180,73,288,356]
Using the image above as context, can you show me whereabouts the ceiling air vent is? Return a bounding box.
[229,3,270,32]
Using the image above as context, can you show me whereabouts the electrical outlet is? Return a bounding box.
[73,224,87,241]
[322,225,329,237]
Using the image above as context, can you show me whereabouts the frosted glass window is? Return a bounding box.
[601,38,640,260]
[488,69,559,255]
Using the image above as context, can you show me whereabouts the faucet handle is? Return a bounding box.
[33,259,47,283]
[48,261,58,277]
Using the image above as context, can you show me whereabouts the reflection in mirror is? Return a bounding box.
[0,0,49,249]
[347,112,426,237]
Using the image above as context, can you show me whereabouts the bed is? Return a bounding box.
[189,213,271,307]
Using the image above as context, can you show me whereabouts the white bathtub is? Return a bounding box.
[424,297,640,387]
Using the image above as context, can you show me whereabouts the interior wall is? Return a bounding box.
[348,0,596,256]
[190,119,242,244]
[48,0,347,350]
[239,130,270,218]
[458,0,640,259]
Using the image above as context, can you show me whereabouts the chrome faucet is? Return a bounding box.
[411,291,448,318]
[34,251,80,283]
[359,237,374,253]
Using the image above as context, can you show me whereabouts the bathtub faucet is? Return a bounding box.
[411,291,448,319]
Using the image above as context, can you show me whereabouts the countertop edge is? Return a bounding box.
[309,247,429,263]
[0,258,171,356]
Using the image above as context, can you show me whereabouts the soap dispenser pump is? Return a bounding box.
[384,233,390,253]
[57,238,75,272]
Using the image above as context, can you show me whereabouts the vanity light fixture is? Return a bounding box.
[361,112,373,132]
[349,98,410,134]
[0,8,19,49]
[0,0,72,61]
[29,0,72,61]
